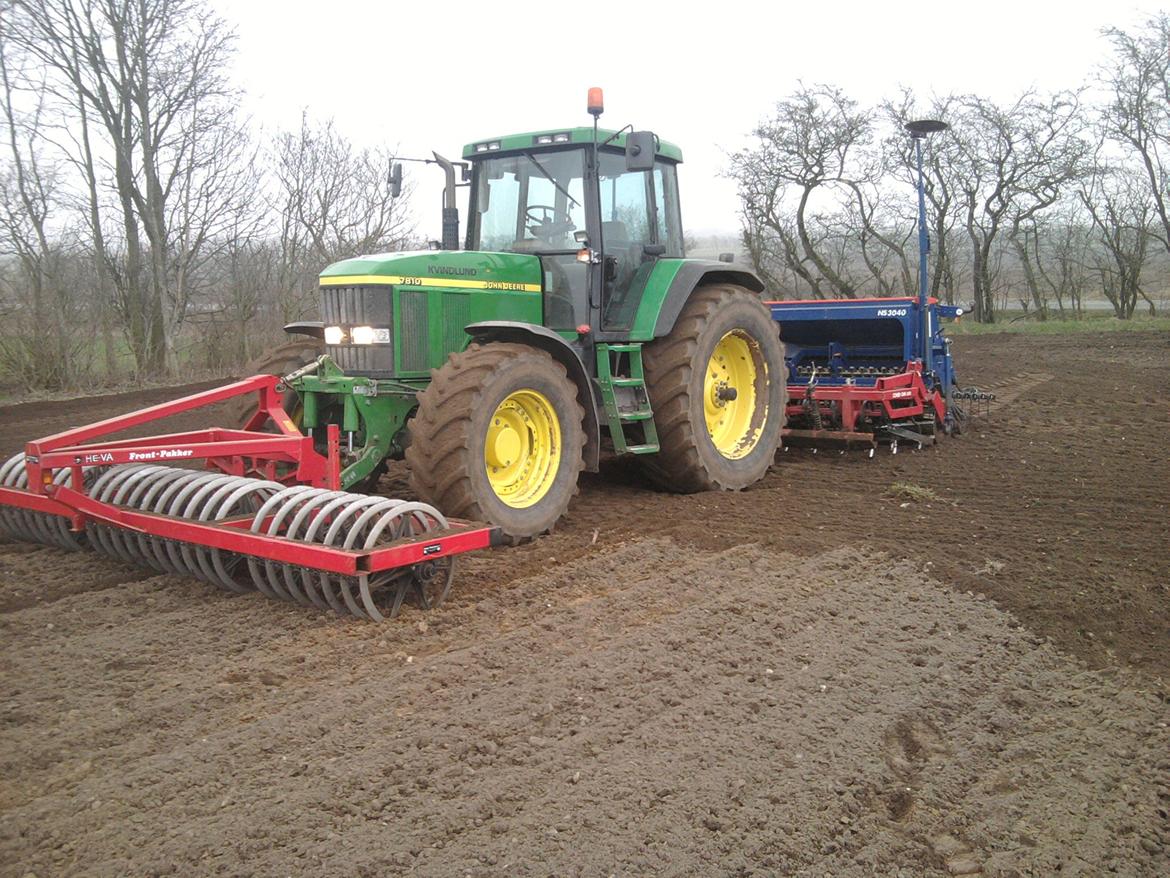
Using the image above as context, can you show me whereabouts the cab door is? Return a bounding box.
[597,153,684,331]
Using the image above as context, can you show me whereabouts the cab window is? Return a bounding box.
[471,150,586,252]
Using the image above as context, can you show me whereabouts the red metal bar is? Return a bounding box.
[20,375,332,491]
[0,485,78,518]
[362,524,497,573]
[47,485,497,575]
[28,376,282,454]
[326,424,341,491]
[38,435,312,470]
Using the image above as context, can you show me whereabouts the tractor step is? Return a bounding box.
[596,343,659,455]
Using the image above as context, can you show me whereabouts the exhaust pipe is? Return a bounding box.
[433,152,460,251]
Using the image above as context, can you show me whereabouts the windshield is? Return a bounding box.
[470,149,586,252]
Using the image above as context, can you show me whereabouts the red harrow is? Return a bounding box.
[0,377,498,620]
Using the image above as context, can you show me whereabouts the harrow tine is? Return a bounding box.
[131,467,196,570]
[247,485,316,600]
[338,577,369,620]
[349,501,451,621]
[278,490,349,608]
[203,479,283,593]
[305,493,380,615]
[318,495,397,618]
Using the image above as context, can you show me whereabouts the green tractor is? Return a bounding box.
[262,93,787,540]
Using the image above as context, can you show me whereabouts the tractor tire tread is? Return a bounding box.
[406,343,586,541]
[640,284,787,494]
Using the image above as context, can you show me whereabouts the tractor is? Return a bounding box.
[260,89,787,540]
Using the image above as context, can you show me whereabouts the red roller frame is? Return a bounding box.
[3,375,501,571]
[21,375,340,495]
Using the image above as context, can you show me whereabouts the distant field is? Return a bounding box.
[945,311,1170,335]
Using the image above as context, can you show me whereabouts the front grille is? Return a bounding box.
[399,290,429,373]
[322,285,394,376]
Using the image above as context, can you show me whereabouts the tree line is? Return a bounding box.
[0,0,414,391]
[1,3,1166,393]
[730,13,1170,323]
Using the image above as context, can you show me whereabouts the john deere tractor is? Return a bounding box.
[261,92,787,539]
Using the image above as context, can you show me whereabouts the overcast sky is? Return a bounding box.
[212,0,1148,238]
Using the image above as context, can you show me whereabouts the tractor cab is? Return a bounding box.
[462,128,685,335]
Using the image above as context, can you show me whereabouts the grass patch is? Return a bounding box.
[888,482,940,503]
[946,312,1170,335]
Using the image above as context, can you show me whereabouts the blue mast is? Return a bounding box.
[904,119,949,375]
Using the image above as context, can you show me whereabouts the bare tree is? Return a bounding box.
[270,113,414,320]
[1101,14,1170,253]
[948,91,1088,322]
[0,28,83,388]
[1079,161,1155,318]
[731,84,874,298]
[8,0,249,373]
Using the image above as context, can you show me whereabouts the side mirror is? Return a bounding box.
[625,131,657,172]
[389,162,403,198]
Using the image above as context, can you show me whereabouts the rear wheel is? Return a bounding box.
[640,284,787,492]
[406,342,586,540]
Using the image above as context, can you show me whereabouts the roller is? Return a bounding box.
[0,458,453,620]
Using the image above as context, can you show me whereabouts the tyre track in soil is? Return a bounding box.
[1,540,1167,876]
[1,331,1169,876]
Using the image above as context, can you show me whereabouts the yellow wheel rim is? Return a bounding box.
[485,389,561,508]
[704,330,767,460]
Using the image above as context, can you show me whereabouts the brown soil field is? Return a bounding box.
[1,331,1168,876]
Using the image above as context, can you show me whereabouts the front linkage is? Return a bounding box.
[284,356,422,492]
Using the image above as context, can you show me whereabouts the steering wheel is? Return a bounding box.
[525,204,574,241]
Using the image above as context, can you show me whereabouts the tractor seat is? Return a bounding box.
[601,220,629,252]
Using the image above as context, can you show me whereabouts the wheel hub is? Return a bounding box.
[487,420,523,469]
[703,331,767,460]
[484,389,561,508]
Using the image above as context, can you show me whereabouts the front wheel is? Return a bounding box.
[406,343,586,540]
[640,284,787,492]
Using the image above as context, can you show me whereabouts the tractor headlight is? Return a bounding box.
[324,326,344,345]
[350,326,390,345]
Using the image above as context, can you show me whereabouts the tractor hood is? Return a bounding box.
[319,250,543,293]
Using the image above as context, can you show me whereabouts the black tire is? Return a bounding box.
[640,284,787,493]
[406,342,586,540]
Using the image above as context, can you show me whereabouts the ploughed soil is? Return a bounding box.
[1,331,1168,876]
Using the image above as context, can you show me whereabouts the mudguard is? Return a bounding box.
[627,259,766,341]
[283,321,325,339]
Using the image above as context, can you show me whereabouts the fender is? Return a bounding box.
[466,321,601,473]
[627,259,766,341]
[283,321,325,339]
[652,261,766,338]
